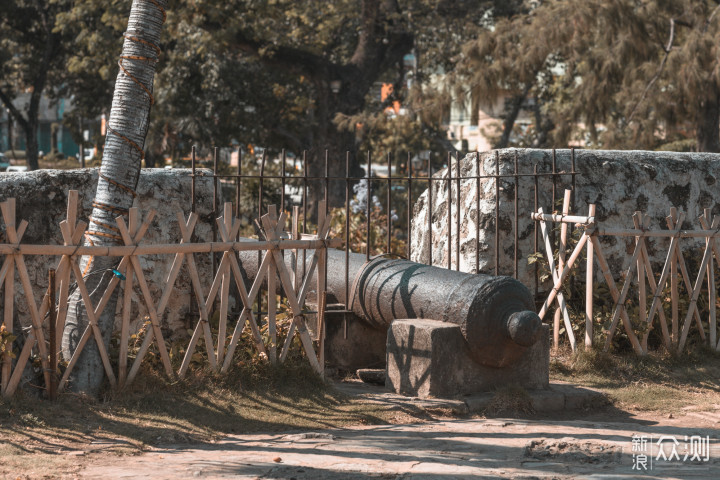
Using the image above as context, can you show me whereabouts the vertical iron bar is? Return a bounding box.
[259,150,266,216]
[235,147,241,221]
[495,150,500,276]
[456,152,461,271]
[366,151,372,260]
[534,163,539,298]
[551,148,557,249]
[514,151,519,279]
[428,159,433,266]
[475,150,480,273]
[345,153,351,309]
[191,145,196,213]
[324,150,329,214]
[212,147,218,277]
[48,269,57,400]
[447,152,452,270]
[281,148,286,213]
[324,150,329,305]
[302,150,308,280]
[256,146,265,338]
[407,152,412,260]
[386,152,392,254]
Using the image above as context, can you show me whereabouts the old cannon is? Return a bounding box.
[238,249,543,369]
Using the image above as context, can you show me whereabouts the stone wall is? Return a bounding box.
[0,168,218,341]
[410,149,720,291]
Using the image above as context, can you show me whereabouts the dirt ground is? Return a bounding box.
[61,404,720,479]
[2,349,720,479]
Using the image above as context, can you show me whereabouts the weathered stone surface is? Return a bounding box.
[0,168,217,342]
[386,319,549,398]
[410,148,720,290]
[324,309,387,370]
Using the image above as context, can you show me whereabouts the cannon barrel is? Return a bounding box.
[238,249,542,367]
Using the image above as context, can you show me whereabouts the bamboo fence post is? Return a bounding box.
[670,209,679,345]
[633,213,648,352]
[590,236,643,354]
[676,216,718,353]
[700,211,719,349]
[217,203,233,366]
[1,253,13,396]
[601,233,643,351]
[635,216,671,351]
[222,251,270,372]
[553,190,572,350]
[260,213,322,373]
[585,204,596,348]
[667,215,706,342]
[1,199,51,391]
[707,211,717,350]
[538,212,577,350]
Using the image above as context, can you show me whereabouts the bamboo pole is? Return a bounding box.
[667,216,706,342]
[670,210,679,346]
[0,238,342,256]
[553,190,572,350]
[69,260,117,387]
[538,215,576,350]
[260,214,322,373]
[677,217,718,353]
[700,212,719,349]
[217,204,233,366]
[633,213,648,352]
[602,233,643,350]
[530,212,595,224]
[591,236,643,354]
[1,255,14,396]
[537,209,589,321]
[585,205,596,348]
[636,222,671,351]
[221,251,270,372]
[119,261,133,386]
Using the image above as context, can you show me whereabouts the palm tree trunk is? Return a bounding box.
[62,0,167,394]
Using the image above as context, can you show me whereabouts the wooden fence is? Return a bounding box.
[0,191,339,398]
[535,189,720,355]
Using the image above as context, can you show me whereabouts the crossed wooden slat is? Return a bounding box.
[0,199,51,396]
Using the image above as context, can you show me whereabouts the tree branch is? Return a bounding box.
[705,4,720,32]
[232,29,336,78]
[627,18,675,124]
[0,87,29,132]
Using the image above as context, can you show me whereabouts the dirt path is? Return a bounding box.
[80,412,720,479]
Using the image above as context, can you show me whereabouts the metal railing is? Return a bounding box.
[189,147,581,298]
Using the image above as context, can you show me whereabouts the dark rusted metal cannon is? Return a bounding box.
[238,248,542,368]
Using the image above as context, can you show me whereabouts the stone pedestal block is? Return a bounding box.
[386,319,549,398]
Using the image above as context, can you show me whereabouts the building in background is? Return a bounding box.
[0,94,85,159]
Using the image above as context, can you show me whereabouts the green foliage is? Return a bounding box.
[460,0,720,152]
[0,324,16,361]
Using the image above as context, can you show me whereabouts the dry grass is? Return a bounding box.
[550,342,720,412]
[0,362,390,478]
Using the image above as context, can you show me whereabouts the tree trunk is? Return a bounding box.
[62,0,167,395]
[696,92,720,153]
[496,87,530,149]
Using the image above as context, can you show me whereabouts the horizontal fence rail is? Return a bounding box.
[535,190,720,356]
[0,193,333,398]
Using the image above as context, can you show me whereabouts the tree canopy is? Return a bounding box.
[55,0,519,173]
[459,0,720,152]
